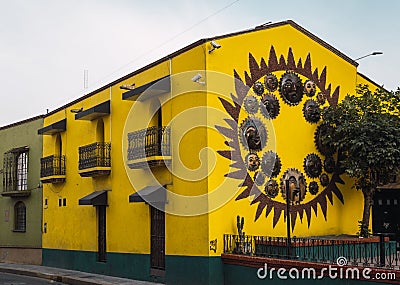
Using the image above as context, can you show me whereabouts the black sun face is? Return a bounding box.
[216,46,345,230]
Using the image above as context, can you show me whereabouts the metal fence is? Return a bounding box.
[78,142,111,170]
[127,126,170,160]
[40,155,66,177]
[224,234,400,269]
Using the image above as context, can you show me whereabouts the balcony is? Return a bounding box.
[40,155,66,183]
[78,142,111,177]
[127,126,171,169]
[1,183,31,198]
[1,148,31,197]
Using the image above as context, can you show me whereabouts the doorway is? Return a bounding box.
[150,206,165,276]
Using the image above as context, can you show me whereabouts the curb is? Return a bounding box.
[60,276,101,285]
[0,264,162,285]
[0,266,62,281]
[0,266,108,285]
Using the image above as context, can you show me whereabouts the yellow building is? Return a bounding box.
[39,20,381,284]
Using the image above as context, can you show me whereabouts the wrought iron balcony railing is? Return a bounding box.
[128,126,170,161]
[78,142,111,170]
[40,155,66,183]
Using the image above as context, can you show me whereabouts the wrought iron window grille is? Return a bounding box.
[78,142,111,170]
[3,148,29,192]
[128,126,171,161]
[14,201,26,232]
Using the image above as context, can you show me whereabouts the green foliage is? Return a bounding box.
[321,85,400,236]
[321,85,400,190]
[235,215,247,254]
[357,220,372,238]
[236,215,245,238]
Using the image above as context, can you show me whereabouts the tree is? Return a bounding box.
[321,85,400,237]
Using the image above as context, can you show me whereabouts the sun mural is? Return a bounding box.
[216,46,346,230]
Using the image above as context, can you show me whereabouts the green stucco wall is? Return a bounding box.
[42,248,223,285]
[0,117,43,249]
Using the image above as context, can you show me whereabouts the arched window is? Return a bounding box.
[148,100,163,156]
[95,119,108,167]
[55,133,62,156]
[14,201,26,232]
[149,100,162,128]
[96,119,105,143]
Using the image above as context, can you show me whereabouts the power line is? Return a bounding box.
[85,0,240,92]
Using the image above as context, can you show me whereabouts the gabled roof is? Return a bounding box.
[44,20,358,117]
[212,20,358,67]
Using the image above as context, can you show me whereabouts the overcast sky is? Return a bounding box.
[1,0,398,126]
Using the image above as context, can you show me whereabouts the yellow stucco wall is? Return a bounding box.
[205,24,365,256]
[42,45,212,256]
[42,22,374,259]
[356,72,382,91]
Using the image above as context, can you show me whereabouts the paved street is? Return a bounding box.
[0,263,161,285]
[0,272,64,285]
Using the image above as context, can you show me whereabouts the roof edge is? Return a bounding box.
[44,20,359,117]
[45,39,207,117]
[285,20,359,67]
[0,114,45,131]
[210,20,358,67]
[357,72,388,92]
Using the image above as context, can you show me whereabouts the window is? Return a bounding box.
[3,147,29,192]
[14,201,26,232]
[16,152,28,190]
[58,198,67,207]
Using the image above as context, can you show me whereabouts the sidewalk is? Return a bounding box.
[0,262,162,285]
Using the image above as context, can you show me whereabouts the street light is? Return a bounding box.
[355,51,383,61]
